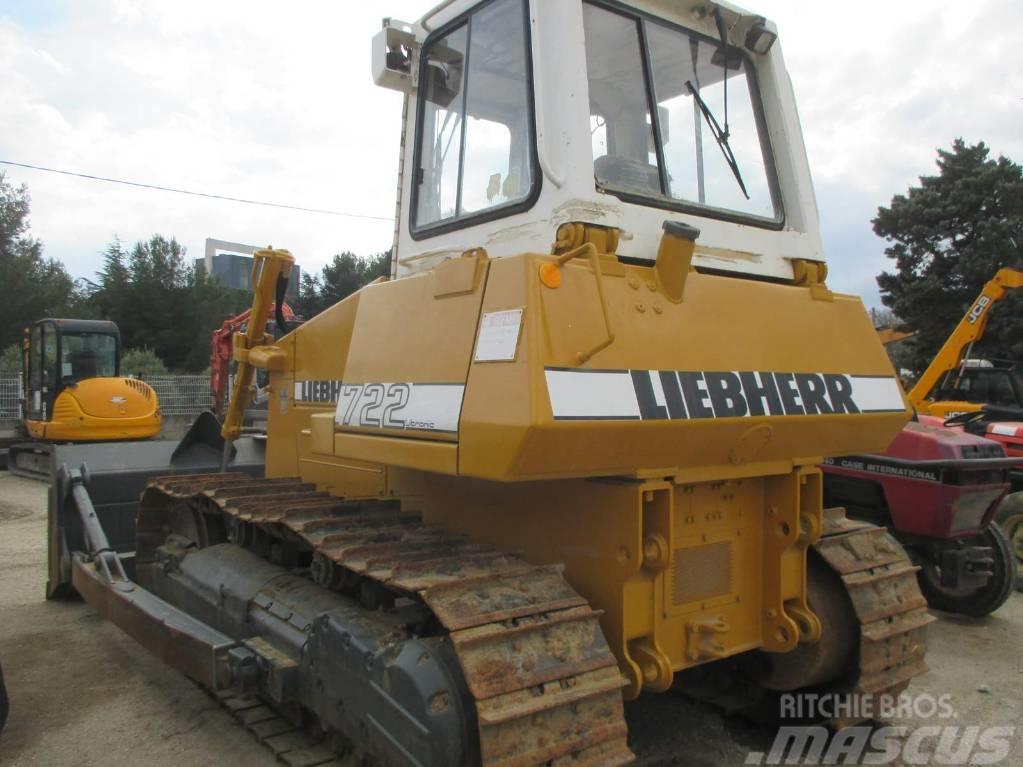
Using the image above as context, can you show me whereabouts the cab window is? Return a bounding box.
[28,326,42,391]
[413,0,536,234]
[61,333,118,382]
[582,1,780,224]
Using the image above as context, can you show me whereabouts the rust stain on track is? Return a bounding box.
[815,510,934,727]
[141,474,635,767]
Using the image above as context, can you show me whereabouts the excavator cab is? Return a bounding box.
[927,360,1023,415]
[24,320,120,423]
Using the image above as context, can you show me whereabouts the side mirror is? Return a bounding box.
[372,19,419,93]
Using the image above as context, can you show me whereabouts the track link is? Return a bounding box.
[215,690,345,767]
[814,508,934,726]
[141,474,634,767]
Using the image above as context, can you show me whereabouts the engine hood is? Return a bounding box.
[66,377,158,419]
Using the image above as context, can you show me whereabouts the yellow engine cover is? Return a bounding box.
[25,377,161,442]
[261,248,909,694]
[271,250,908,484]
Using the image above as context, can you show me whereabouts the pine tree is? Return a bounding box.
[875,140,1023,373]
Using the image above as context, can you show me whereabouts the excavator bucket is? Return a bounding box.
[45,416,265,599]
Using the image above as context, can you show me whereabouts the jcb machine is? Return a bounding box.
[907,267,1023,419]
[51,1,932,764]
[8,318,161,478]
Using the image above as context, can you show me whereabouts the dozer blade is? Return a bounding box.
[8,441,54,481]
[46,416,266,599]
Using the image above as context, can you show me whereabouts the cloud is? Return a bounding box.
[0,0,428,279]
[758,0,1023,305]
[1,0,1020,308]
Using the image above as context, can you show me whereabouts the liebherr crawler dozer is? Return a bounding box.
[50,1,933,764]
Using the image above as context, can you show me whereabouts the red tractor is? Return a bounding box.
[822,419,1017,616]
[921,406,1023,591]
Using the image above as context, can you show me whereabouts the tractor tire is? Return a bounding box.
[918,524,1017,617]
[993,491,1023,593]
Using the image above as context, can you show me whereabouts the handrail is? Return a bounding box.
[555,243,615,364]
[421,0,460,31]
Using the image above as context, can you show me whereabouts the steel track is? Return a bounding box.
[814,508,934,725]
[142,473,634,767]
[140,475,932,766]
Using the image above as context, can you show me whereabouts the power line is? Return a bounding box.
[0,159,393,222]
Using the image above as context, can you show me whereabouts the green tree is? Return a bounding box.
[120,347,170,377]
[0,172,78,349]
[88,235,250,371]
[295,250,391,318]
[875,140,1023,373]
[0,344,20,372]
[869,307,900,330]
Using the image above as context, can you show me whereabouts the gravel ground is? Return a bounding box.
[0,471,1021,766]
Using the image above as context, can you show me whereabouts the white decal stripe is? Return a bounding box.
[545,369,641,419]
[402,384,464,433]
[334,382,464,434]
[849,376,905,412]
[991,424,1019,437]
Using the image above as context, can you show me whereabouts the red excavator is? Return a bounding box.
[209,303,297,418]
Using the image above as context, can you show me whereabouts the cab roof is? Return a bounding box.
[28,319,120,336]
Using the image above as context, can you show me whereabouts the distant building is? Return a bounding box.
[197,238,301,301]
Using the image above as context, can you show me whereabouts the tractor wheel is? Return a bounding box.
[917,524,1016,617]
[993,491,1023,593]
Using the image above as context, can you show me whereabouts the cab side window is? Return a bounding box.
[413,0,536,233]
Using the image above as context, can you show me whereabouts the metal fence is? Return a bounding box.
[0,373,20,423]
[0,373,215,421]
[144,375,215,416]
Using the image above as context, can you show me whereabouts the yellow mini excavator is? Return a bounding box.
[48,1,932,765]
[6,318,161,478]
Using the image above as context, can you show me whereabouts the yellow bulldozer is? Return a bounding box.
[47,1,932,764]
[5,318,161,478]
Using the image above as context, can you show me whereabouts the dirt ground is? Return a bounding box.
[0,471,1020,766]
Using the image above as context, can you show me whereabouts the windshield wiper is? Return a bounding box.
[685,80,749,200]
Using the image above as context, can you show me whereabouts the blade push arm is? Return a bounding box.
[221,249,295,446]
[907,267,1023,406]
[210,302,294,417]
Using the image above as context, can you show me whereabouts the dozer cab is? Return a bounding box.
[50,1,933,764]
[7,318,161,478]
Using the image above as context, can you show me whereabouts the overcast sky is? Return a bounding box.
[1,0,1020,307]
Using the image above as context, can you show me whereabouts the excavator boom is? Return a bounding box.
[907,267,1023,410]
